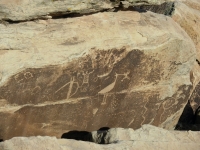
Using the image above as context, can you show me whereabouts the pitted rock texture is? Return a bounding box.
[0,125,200,150]
[0,0,173,21]
[0,11,196,140]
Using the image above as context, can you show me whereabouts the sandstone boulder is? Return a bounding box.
[0,125,200,150]
[0,0,173,21]
[172,0,200,88]
[0,10,196,140]
[170,0,200,130]
[139,0,200,130]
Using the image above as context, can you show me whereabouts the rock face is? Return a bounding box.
[168,0,200,130]
[172,0,200,88]
[174,0,200,53]
[0,0,173,21]
[141,0,200,131]
[1,125,200,150]
[0,9,196,140]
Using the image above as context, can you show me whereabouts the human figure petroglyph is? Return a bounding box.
[82,70,93,85]
[80,70,94,92]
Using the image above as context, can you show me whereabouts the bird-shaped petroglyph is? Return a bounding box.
[98,71,130,105]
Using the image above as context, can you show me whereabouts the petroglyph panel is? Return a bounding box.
[0,48,165,106]
[0,47,137,105]
[0,47,193,140]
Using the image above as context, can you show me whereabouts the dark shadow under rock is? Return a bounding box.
[98,127,110,131]
[175,101,200,131]
[61,130,92,142]
[61,127,110,144]
[195,106,200,124]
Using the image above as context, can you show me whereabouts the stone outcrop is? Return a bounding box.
[0,9,196,140]
[0,0,173,21]
[0,125,200,150]
[140,0,200,131]
[172,0,200,88]
[169,0,200,130]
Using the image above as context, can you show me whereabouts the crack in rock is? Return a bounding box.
[0,0,174,23]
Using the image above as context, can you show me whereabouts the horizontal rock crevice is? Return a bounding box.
[0,0,175,24]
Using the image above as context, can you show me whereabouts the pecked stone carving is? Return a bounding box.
[0,11,196,139]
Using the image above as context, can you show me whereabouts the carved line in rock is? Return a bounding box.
[152,85,192,127]
[1,48,140,105]
[0,47,188,133]
[98,71,130,105]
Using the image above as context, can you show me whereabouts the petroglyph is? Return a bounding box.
[0,48,141,106]
[67,76,80,99]
[24,72,33,79]
[128,111,136,127]
[163,97,176,109]
[99,72,130,94]
[82,70,93,85]
[31,86,41,95]
[98,71,130,105]
[93,108,98,115]
[14,74,24,83]
[0,47,191,137]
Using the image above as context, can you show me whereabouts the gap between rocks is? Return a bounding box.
[61,127,111,144]
[175,101,200,131]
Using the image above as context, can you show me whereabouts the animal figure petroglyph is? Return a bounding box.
[98,71,130,105]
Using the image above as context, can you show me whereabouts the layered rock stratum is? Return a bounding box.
[0,125,200,150]
[0,0,173,21]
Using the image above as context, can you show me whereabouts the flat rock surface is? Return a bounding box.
[0,10,196,139]
[0,125,200,150]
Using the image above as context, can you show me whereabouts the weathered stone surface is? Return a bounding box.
[1,125,200,150]
[133,1,175,16]
[169,0,200,127]
[0,11,196,140]
[142,0,200,131]
[173,0,200,65]
[0,0,173,21]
